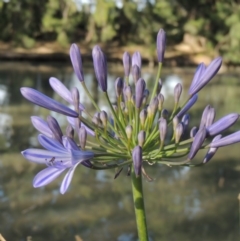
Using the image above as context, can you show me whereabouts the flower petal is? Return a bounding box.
[38,134,66,153]
[33,167,66,188]
[60,162,80,194]
[20,87,78,117]
[22,149,71,164]
[31,116,53,137]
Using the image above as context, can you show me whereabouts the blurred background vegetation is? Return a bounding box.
[1,0,240,64]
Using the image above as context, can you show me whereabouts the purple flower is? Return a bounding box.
[132,65,141,84]
[20,87,78,117]
[174,83,182,104]
[156,29,166,62]
[189,57,222,96]
[210,131,240,148]
[22,134,94,194]
[92,45,108,92]
[70,43,84,82]
[115,77,124,98]
[123,52,131,77]
[207,113,239,136]
[49,77,84,111]
[176,94,198,118]
[159,117,167,143]
[132,145,142,177]
[188,127,207,160]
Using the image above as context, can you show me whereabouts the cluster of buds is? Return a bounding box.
[21,29,240,194]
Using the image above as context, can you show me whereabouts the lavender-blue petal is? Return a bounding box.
[60,162,80,194]
[21,149,71,164]
[135,78,146,108]
[31,116,52,137]
[20,87,78,117]
[38,134,66,153]
[207,113,239,136]
[188,127,207,160]
[62,136,79,151]
[210,130,240,148]
[33,167,66,188]
[176,94,198,118]
[189,57,222,96]
[49,77,85,111]
[70,43,84,82]
[188,63,206,95]
[47,116,63,144]
[203,134,222,163]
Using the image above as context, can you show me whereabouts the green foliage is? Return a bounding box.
[0,0,240,63]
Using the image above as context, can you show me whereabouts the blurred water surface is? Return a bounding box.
[0,61,240,241]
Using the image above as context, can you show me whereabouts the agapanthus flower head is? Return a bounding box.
[20,27,240,196]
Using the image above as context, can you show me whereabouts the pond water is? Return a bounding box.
[0,61,240,241]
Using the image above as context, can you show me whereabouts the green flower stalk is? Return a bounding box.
[20,28,240,241]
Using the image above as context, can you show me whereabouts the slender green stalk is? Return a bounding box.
[131,165,149,241]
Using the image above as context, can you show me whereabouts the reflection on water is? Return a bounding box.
[0,62,240,241]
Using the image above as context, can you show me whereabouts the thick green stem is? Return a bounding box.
[131,165,149,241]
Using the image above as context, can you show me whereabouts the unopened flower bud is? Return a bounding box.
[205,107,216,127]
[157,93,164,110]
[92,45,107,92]
[124,85,132,101]
[126,125,133,139]
[70,43,84,82]
[132,65,141,84]
[156,29,166,62]
[92,116,101,126]
[140,109,147,127]
[135,78,146,108]
[132,145,142,177]
[172,116,179,132]
[175,123,184,144]
[138,130,146,147]
[120,102,125,110]
[199,105,211,128]
[147,97,159,117]
[79,126,87,149]
[100,110,108,128]
[174,83,182,104]
[161,109,169,119]
[132,51,142,68]
[159,117,167,145]
[123,52,131,77]
[115,77,124,98]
